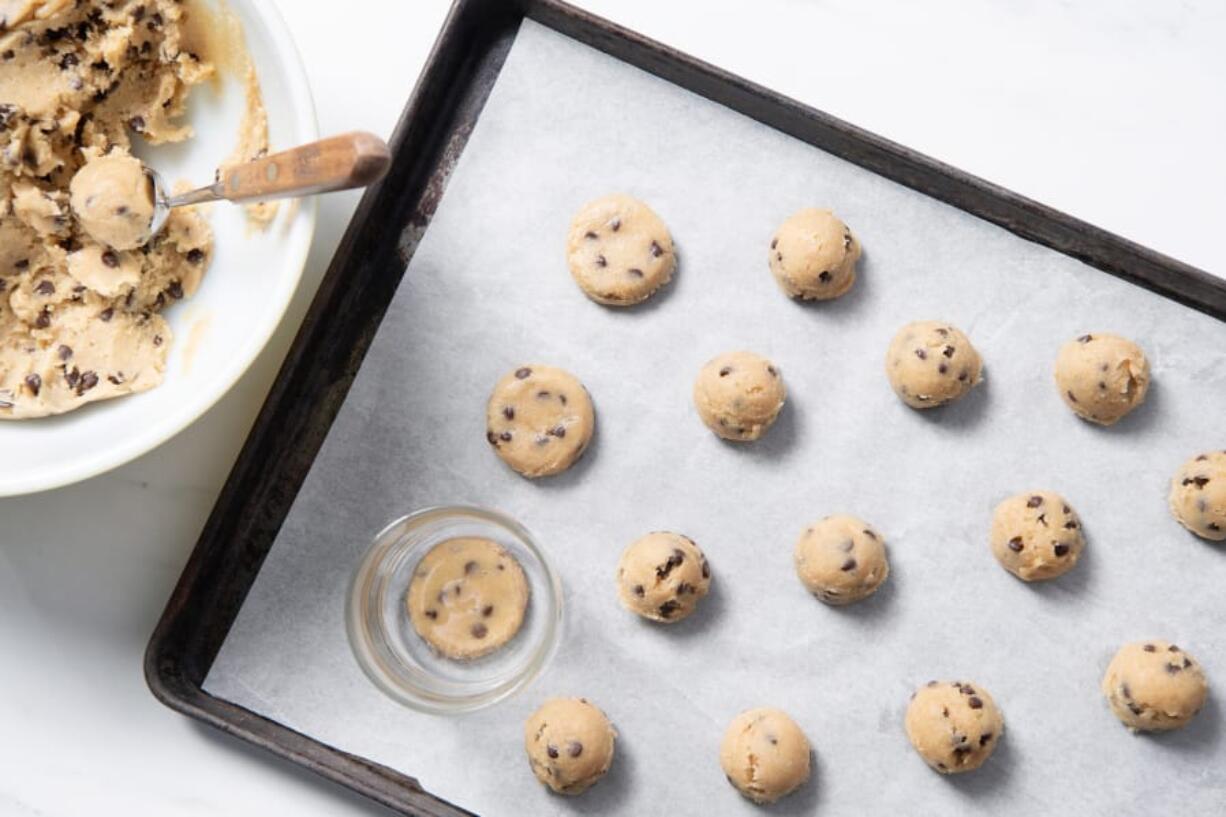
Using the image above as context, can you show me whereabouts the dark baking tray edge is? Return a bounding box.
[145,1,1226,815]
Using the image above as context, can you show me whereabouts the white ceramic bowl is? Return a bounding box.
[0,0,318,497]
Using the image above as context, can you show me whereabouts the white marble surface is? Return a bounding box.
[0,1,1221,815]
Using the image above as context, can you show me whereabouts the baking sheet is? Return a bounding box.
[205,19,1226,816]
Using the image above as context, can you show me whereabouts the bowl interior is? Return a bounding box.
[0,0,318,497]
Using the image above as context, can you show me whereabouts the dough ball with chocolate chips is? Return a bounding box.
[486,364,595,478]
[719,708,812,804]
[693,351,787,442]
[1168,450,1226,541]
[524,698,617,795]
[616,531,711,623]
[793,514,889,605]
[405,537,529,660]
[1101,640,1208,732]
[989,491,1085,581]
[885,320,982,409]
[768,208,861,300]
[566,194,675,306]
[905,681,1004,774]
[1054,332,1150,425]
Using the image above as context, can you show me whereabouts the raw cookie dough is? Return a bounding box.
[989,491,1085,581]
[1054,332,1150,425]
[794,515,889,605]
[405,537,529,660]
[885,320,982,409]
[69,152,154,250]
[0,0,246,419]
[1169,451,1226,541]
[768,208,861,300]
[719,708,812,804]
[616,531,711,623]
[905,681,1004,774]
[693,351,787,442]
[524,698,616,795]
[1101,640,1208,732]
[486,364,595,478]
[565,194,675,306]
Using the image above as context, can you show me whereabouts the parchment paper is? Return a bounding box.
[205,19,1226,816]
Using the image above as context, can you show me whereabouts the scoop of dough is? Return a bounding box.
[485,364,596,478]
[616,531,711,622]
[524,698,616,795]
[794,514,889,605]
[1054,332,1149,425]
[719,708,812,804]
[768,208,860,300]
[693,351,787,441]
[989,491,1085,581]
[1168,451,1226,541]
[905,681,1004,774]
[1101,641,1208,731]
[885,320,982,408]
[69,152,155,251]
[565,194,675,306]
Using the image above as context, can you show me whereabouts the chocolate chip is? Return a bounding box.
[584,231,597,240]
[650,240,663,257]
[701,558,710,579]
[546,745,559,759]
[79,371,98,391]
[1143,644,1156,652]
[632,584,644,597]
[99,307,113,322]
[628,268,643,278]
[1121,683,1131,699]
[167,280,184,300]
[818,271,832,283]
[658,600,681,618]
[559,394,567,405]
[1066,390,1077,403]
[128,115,146,133]
[24,374,41,396]
[841,558,856,571]
[1168,644,1180,652]
[186,248,205,265]
[1196,455,1209,462]
[609,217,621,232]
[1210,523,1222,532]
[1064,520,1078,530]
[1166,662,1183,674]
[550,425,566,438]
[1182,476,1210,488]
[1027,495,1043,508]
[718,366,732,377]
[1184,657,1192,668]
[958,370,969,382]
[58,345,72,360]
[938,363,948,374]
[770,238,777,250]
[1037,513,1047,526]
[35,309,51,329]
[35,280,55,295]
[503,405,514,420]
[59,52,79,70]
[486,430,498,444]
[101,250,119,268]
[65,368,80,389]
[1053,543,1070,557]
[482,605,494,617]
[1008,537,1024,552]
[464,560,477,575]
[1128,703,1143,716]
[767,365,778,377]
[424,609,437,619]
[979,733,992,746]
[594,254,607,268]
[914,348,927,360]
[1098,381,1107,390]
[499,431,512,442]
[536,390,551,399]
[677,582,693,595]
[941,707,950,718]
[471,623,487,639]
[776,251,783,262]
[567,741,583,758]
[1078,334,1093,343]
[515,367,531,379]
[656,549,685,580]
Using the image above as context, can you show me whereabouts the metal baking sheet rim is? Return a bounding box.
[144,1,1226,815]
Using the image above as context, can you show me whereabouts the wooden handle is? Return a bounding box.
[221,131,391,204]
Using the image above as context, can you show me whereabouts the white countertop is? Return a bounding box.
[0,1,1220,814]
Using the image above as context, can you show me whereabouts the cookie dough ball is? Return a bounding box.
[885,321,982,409]
[1168,451,1226,541]
[566,194,675,306]
[989,491,1085,581]
[905,681,1004,774]
[69,152,155,251]
[1054,332,1150,425]
[719,708,812,804]
[616,531,711,623]
[768,208,861,300]
[793,515,889,605]
[1101,641,1209,732]
[486,364,595,478]
[405,537,529,660]
[524,698,616,795]
[693,351,787,442]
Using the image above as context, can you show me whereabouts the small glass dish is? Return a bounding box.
[347,506,562,714]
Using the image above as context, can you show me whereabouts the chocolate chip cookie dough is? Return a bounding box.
[885,320,982,409]
[905,681,1003,774]
[566,194,675,306]
[768,208,860,300]
[794,515,889,605]
[524,697,616,795]
[989,491,1085,581]
[719,708,812,804]
[1054,332,1150,425]
[486,364,595,478]
[68,151,154,249]
[693,351,787,441]
[616,531,711,623]
[405,537,529,660]
[1101,641,1208,732]
[1169,451,1226,540]
[0,0,265,419]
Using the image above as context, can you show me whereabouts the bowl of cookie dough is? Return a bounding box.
[0,0,317,496]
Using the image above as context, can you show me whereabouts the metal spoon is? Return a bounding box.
[144,130,391,241]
